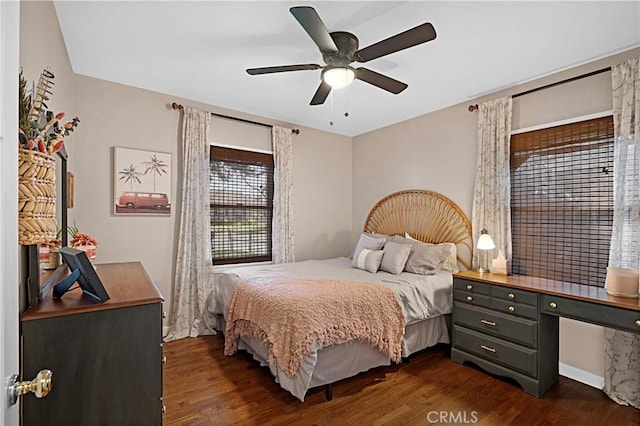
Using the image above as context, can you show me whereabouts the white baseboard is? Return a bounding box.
[559,362,604,389]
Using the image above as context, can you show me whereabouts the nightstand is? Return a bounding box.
[451,271,559,397]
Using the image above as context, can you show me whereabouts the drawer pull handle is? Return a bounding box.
[508,306,515,313]
[162,405,166,414]
[162,356,167,364]
[549,302,557,309]
[480,344,496,353]
[466,296,473,301]
[466,284,473,290]
[480,319,496,327]
[635,319,640,328]
[508,293,515,300]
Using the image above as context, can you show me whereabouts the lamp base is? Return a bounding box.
[477,267,491,274]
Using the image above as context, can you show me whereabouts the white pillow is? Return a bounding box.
[380,241,412,275]
[351,234,386,267]
[352,249,384,273]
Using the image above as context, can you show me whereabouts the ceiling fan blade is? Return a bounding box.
[355,23,436,63]
[290,6,338,53]
[310,81,331,105]
[355,68,407,94]
[246,64,322,75]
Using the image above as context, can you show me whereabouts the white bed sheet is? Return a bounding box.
[206,257,454,401]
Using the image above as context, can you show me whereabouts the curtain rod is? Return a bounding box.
[467,66,612,112]
[171,103,300,134]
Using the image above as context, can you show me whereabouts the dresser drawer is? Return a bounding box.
[491,298,538,320]
[491,286,538,307]
[542,295,640,334]
[454,303,537,348]
[454,290,491,309]
[454,279,491,296]
[454,325,538,378]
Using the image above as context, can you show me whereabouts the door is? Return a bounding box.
[1,1,21,424]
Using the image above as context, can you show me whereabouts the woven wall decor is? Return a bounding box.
[18,148,57,245]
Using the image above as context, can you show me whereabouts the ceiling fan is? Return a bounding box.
[246,6,437,105]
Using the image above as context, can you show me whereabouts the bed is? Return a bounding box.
[205,190,472,401]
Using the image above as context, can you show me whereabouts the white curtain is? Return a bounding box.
[604,57,640,409]
[271,126,295,264]
[471,97,513,270]
[165,107,214,341]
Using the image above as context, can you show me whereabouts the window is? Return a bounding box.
[209,146,274,265]
[510,116,614,287]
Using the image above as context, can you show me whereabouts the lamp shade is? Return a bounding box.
[477,229,496,250]
[322,67,355,89]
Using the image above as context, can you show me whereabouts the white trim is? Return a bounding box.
[511,110,613,135]
[559,362,605,390]
[210,142,272,155]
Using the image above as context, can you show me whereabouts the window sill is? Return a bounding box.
[212,261,273,273]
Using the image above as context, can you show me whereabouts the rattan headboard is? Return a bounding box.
[363,190,472,270]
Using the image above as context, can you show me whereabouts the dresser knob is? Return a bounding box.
[508,293,515,300]
[508,306,515,313]
[466,284,473,290]
[466,296,473,301]
[549,302,557,309]
[162,356,167,364]
[162,405,166,414]
[635,319,640,328]
[162,311,168,319]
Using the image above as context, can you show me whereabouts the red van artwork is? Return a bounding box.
[115,192,171,214]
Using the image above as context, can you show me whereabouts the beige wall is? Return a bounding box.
[20,1,352,325]
[353,47,639,381]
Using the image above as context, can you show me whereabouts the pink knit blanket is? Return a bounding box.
[224,277,406,379]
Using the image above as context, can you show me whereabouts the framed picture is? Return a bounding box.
[113,147,171,215]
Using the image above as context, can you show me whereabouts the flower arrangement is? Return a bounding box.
[18,68,80,154]
[68,223,98,248]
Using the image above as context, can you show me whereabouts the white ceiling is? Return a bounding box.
[54,1,640,137]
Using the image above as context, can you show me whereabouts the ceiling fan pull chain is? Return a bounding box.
[329,90,334,126]
[344,89,350,118]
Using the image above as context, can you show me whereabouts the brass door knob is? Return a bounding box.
[8,369,52,406]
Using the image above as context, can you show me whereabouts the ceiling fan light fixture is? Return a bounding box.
[322,66,355,89]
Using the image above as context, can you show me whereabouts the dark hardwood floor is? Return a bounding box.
[162,335,639,425]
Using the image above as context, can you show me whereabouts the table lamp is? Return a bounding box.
[477,228,495,273]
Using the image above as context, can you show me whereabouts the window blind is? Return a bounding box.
[210,146,274,265]
[510,116,614,287]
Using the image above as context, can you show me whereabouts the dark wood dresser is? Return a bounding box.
[21,262,164,425]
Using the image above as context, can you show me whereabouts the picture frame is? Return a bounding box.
[56,247,110,303]
[113,147,171,215]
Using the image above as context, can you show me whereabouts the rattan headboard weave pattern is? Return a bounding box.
[363,190,472,270]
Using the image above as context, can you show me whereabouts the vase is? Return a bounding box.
[18,149,57,245]
[75,245,97,262]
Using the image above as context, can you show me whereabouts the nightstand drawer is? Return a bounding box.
[491,286,538,307]
[491,298,538,320]
[454,325,538,378]
[454,279,491,296]
[541,295,640,334]
[454,303,537,348]
[454,290,491,309]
